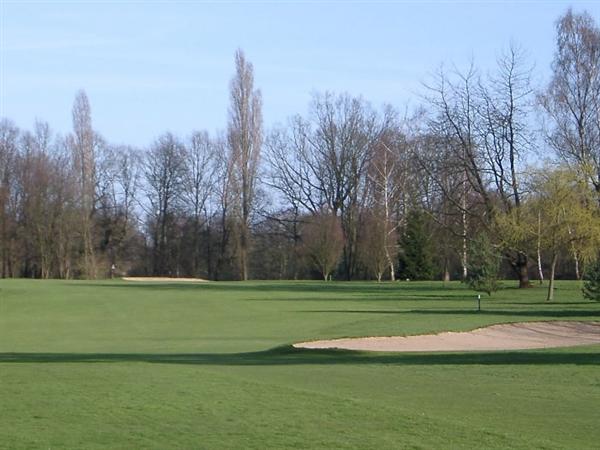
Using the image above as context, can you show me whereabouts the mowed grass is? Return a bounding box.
[1,279,599,449]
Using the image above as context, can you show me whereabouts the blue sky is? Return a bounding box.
[2,0,600,147]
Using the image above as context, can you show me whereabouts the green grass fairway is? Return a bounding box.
[1,280,599,449]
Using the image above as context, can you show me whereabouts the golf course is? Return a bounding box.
[1,279,599,449]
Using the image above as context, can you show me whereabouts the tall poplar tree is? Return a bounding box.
[227,49,263,280]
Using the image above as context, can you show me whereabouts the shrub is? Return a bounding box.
[466,234,501,296]
[582,257,600,301]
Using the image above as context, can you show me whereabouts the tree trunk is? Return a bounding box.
[547,253,558,301]
[461,211,468,280]
[240,224,248,281]
[573,248,581,280]
[514,251,530,288]
[206,222,213,280]
[83,218,97,279]
[385,245,395,281]
[537,210,544,284]
[537,248,544,284]
[443,261,450,283]
[215,210,230,281]
[461,166,468,280]
[566,221,580,280]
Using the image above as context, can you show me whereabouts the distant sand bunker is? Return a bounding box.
[122,277,208,282]
[294,321,600,352]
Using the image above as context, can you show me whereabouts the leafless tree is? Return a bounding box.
[267,92,381,279]
[540,9,600,197]
[182,131,218,276]
[423,65,484,280]
[17,120,53,277]
[227,49,263,280]
[208,136,236,280]
[70,90,98,278]
[479,45,533,212]
[0,119,19,277]
[478,45,535,286]
[423,47,535,287]
[143,132,186,275]
[96,144,142,274]
[365,122,405,280]
[413,130,471,281]
[301,212,344,281]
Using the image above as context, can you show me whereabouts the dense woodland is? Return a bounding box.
[2,9,600,287]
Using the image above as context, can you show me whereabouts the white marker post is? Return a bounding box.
[477,294,481,312]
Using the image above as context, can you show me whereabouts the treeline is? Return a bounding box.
[1,9,600,286]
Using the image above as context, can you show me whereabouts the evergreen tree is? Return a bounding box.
[582,257,600,301]
[398,209,434,280]
[466,233,501,296]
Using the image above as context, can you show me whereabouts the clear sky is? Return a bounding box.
[2,0,600,147]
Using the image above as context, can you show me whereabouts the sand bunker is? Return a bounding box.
[294,321,600,352]
[122,277,208,282]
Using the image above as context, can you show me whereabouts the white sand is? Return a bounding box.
[122,277,209,282]
[294,321,600,352]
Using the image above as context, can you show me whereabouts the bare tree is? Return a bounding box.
[423,65,485,280]
[359,210,398,282]
[212,137,237,280]
[365,125,404,281]
[96,144,142,275]
[266,122,321,214]
[311,93,382,280]
[0,119,19,277]
[301,212,344,281]
[143,133,186,276]
[478,45,535,287]
[264,128,307,278]
[17,120,54,277]
[47,137,79,279]
[540,9,600,198]
[182,131,218,276]
[70,90,98,278]
[267,92,381,279]
[227,49,262,280]
[423,47,535,288]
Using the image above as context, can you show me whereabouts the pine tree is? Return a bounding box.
[398,210,434,280]
[466,233,501,296]
[582,257,600,301]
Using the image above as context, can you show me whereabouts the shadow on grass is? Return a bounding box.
[249,294,477,302]
[1,346,599,366]
[410,309,600,318]
[300,309,600,318]
[77,281,474,296]
[501,301,598,306]
[75,283,494,303]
